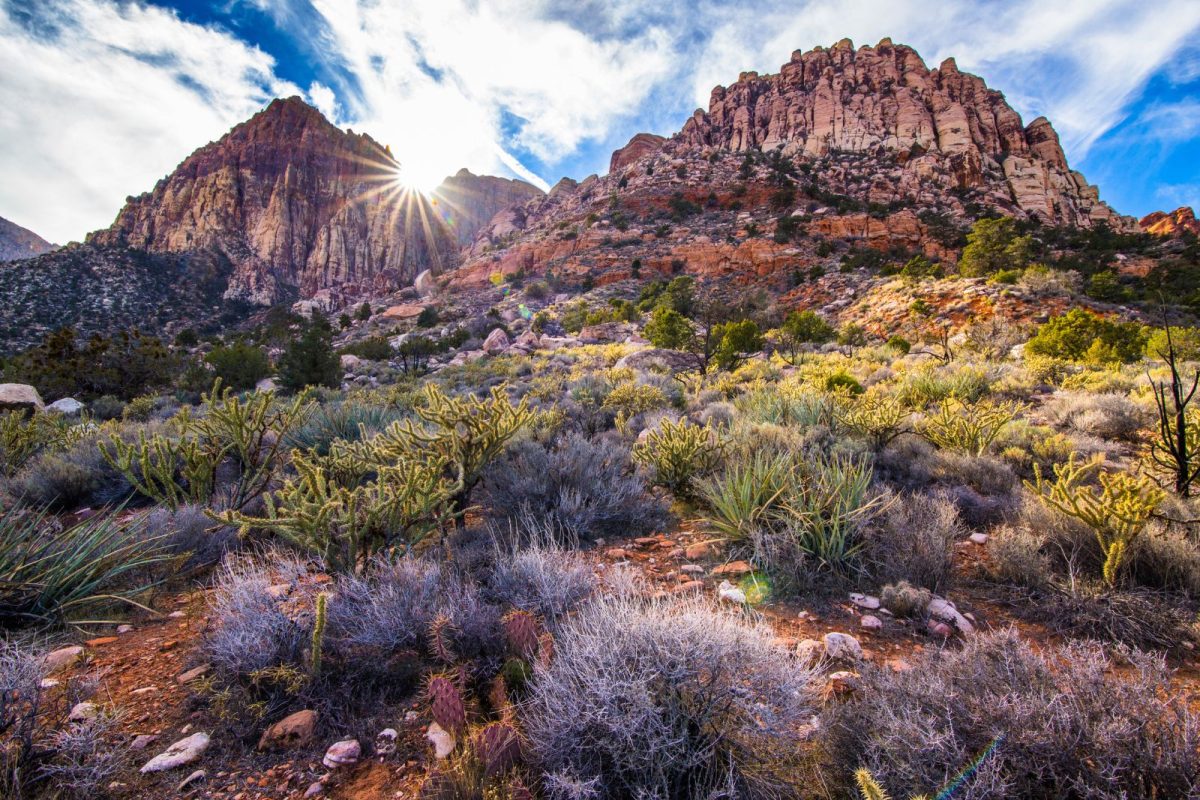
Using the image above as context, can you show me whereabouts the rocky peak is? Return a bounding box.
[0,216,55,262]
[676,39,1122,228]
[87,97,533,305]
[1140,207,1200,236]
[610,133,667,174]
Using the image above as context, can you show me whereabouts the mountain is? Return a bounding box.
[89,97,541,306]
[1140,207,1200,237]
[451,39,1129,294]
[0,98,541,354]
[0,216,55,261]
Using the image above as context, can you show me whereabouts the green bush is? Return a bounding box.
[958,217,1034,277]
[205,341,271,391]
[632,418,722,500]
[1025,308,1146,364]
[340,336,393,361]
[279,317,341,391]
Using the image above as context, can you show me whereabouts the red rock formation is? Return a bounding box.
[0,216,55,262]
[1140,207,1200,236]
[677,39,1121,228]
[610,133,666,174]
[90,97,541,304]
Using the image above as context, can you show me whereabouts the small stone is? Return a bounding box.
[68,702,98,722]
[86,636,118,647]
[672,580,704,594]
[177,769,206,791]
[258,710,318,751]
[605,548,629,559]
[304,782,324,798]
[43,645,84,673]
[928,620,954,638]
[927,597,974,634]
[177,665,210,685]
[717,580,747,604]
[848,592,880,610]
[825,670,860,696]
[140,732,210,773]
[822,632,863,661]
[425,722,455,759]
[684,543,713,560]
[859,614,883,631]
[375,728,398,757]
[711,560,752,577]
[795,639,824,663]
[680,564,705,575]
[969,532,989,545]
[116,625,133,635]
[167,611,186,619]
[131,734,158,751]
[322,739,360,769]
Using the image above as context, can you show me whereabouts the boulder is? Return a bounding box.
[140,732,210,773]
[615,348,696,374]
[822,632,863,661]
[45,397,84,416]
[414,269,436,296]
[339,354,362,370]
[0,384,43,413]
[482,328,510,354]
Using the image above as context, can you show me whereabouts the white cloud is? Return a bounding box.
[0,0,301,243]
[1154,182,1200,212]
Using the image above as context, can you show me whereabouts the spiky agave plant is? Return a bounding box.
[0,505,170,627]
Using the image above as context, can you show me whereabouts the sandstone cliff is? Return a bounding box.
[0,216,55,262]
[1140,207,1200,236]
[89,97,540,305]
[675,39,1122,228]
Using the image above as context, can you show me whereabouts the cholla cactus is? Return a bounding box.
[854,768,930,800]
[310,592,328,677]
[427,673,468,737]
[1027,454,1165,586]
[474,722,522,778]
[502,610,540,660]
[919,398,1025,457]
[429,613,456,664]
[632,417,723,499]
[835,388,911,452]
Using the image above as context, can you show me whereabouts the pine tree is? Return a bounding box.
[279,315,340,391]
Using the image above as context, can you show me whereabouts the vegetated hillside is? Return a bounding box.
[0,215,55,262]
[2,37,1200,800]
[0,243,252,355]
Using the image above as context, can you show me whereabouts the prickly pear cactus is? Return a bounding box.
[428,612,456,664]
[427,673,467,736]
[502,610,539,660]
[474,721,522,778]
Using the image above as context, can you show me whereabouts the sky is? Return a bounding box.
[2,0,1199,245]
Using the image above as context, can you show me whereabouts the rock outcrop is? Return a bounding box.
[89,98,538,305]
[676,39,1122,228]
[610,133,667,174]
[0,216,55,262]
[1140,207,1200,236]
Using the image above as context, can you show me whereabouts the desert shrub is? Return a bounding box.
[1128,523,1200,595]
[600,381,669,431]
[1025,308,1146,364]
[339,335,393,361]
[632,417,722,500]
[986,525,1053,589]
[1031,586,1196,652]
[1043,391,1148,441]
[483,546,596,628]
[11,432,131,511]
[695,400,736,428]
[895,365,990,408]
[0,506,170,627]
[203,556,309,681]
[994,419,1076,479]
[36,711,125,799]
[479,434,667,543]
[522,595,819,799]
[865,491,962,591]
[958,216,1033,277]
[822,629,1200,799]
[140,503,238,571]
[735,384,834,427]
[835,387,911,451]
[278,317,341,391]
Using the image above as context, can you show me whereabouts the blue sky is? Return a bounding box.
[2,0,1199,244]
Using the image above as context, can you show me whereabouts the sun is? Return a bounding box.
[393,160,447,195]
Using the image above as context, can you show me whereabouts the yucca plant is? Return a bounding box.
[699,452,792,543]
[780,455,886,570]
[0,506,170,627]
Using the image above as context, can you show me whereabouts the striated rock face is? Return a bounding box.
[1140,207,1200,236]
[610,133,667,174]
[435,169,543,248]
[677,39,1121,228]
[89,97,539,305]
[0,216,55,262]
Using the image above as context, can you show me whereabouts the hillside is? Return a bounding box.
[0,215,55,261]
